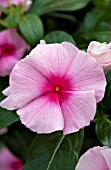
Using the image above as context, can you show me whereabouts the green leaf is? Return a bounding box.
[0,108,19,128]
[2,123,36,162]
[5,10,20,27]
[92,0,111,9]
[81,8,106,33]
[29,0,90,15]
[44,31,76,45]
[23,130,84,170]
[0,6,9,15]
[18,14,44,47]
[95,117,111,147]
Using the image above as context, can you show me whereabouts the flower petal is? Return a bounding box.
[0,57,19,76]
[10,57,54,108]
[2,86,10,96]
[59,90,96,135]
[28,42,78,82]
[0,95,16,110]
[0,28,30,52]
[101,148,111,169]
[75,146,108,170]
[17,92,64,133]
[66,50,106,102]
[87,41,111,63]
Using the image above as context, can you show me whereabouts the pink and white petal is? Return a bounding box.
[75,146,108,170]
[87,41,110,54]
[66,50,106,102]
[0,0,8,7]
[10,0,24,5]
[88,50,111,64]
[59,90,96,135]
[0,95,16,110]
[10,58,54,108]
[103,62,111,70]
[2,86,11,96]
[0,56,19,76]
[28,42,78,82]
[17,92,64,133]
[0,0,24,7]
[101,148,111,169]
[14,46,30,60]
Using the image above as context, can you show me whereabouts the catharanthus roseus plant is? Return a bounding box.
[0,41,106,134]
[1,0,111,169]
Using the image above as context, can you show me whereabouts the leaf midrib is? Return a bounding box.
[46,134,65,170]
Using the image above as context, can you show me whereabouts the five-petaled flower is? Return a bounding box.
[75,146,111,170]
[0,28,30,76]
[0,41,106,135]
[87,41,111,70]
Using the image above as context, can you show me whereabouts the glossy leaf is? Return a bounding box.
[18,14,44,47]
[5,10,20,27]
[0,108,19,128]
[81,8,106,33]
[2,123,36,162]
[29,0,90,15]
[44,30,76,44]
[92,0,111,8]
[23,130,84,170]
[95,118,111,147]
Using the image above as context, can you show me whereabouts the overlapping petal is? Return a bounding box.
[87,41,111,70]
[17,92,64,133]
[59,90,96,134]
[101,148,111,169]
[10,57,54,108]
[63,49,106,102]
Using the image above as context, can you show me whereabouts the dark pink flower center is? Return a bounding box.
[43,74,73,104]
[0,43,16,58]
[10,160,23,170]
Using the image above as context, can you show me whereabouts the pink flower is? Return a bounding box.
[0,28,30,76]
[75,146,111,170]
[0,0,32,14]
[0,147,23,170]
[87,41,111,70]
[0,41,106,134]
[0,0,24,9]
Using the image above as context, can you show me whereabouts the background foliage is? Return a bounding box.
[0,0,111,169]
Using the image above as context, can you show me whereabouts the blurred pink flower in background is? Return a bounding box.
[0,147,23,170]
[0,41,106,134]
[0,0,32,14]
[0,28,30,76]
[87,41,111,70]
[75,146,111,170]
[0,0,24,8]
